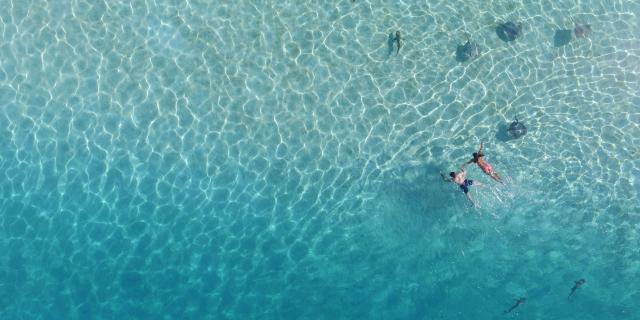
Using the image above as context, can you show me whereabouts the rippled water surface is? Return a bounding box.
[1,0,639,319]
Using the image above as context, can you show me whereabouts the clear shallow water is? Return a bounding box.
[0,0,639,318]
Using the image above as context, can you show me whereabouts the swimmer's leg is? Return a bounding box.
[491,172,504,184]
[465,192,477,207]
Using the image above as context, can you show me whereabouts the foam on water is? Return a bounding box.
[0,0,639,319]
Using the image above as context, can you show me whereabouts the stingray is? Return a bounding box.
[496,22,522,42]
[553,29,572,47]
[455,40,482,62]
[507,117,527,138]
[574,23,592,38]
[387,32,396,56]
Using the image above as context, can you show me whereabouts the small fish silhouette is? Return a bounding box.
[569,279,586,297]
[504,297,526,314]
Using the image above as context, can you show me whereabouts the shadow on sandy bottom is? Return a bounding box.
[366,162,461,237]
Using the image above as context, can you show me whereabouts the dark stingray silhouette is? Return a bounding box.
[387,32,396,56]
[554,29,572,47]
[496,22,522,42]
[455,40,481,62]
[574,23,592,38]
[507,117,527,138]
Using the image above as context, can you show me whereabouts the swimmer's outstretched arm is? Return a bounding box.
[439,172,451,182]
[478,141,484,156]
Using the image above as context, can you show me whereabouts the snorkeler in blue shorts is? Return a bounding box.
[440,165,482,207]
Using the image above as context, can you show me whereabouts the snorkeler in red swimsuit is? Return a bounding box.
[467,142,503,184]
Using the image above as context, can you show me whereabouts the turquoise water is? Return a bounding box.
[0,0,639,318]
